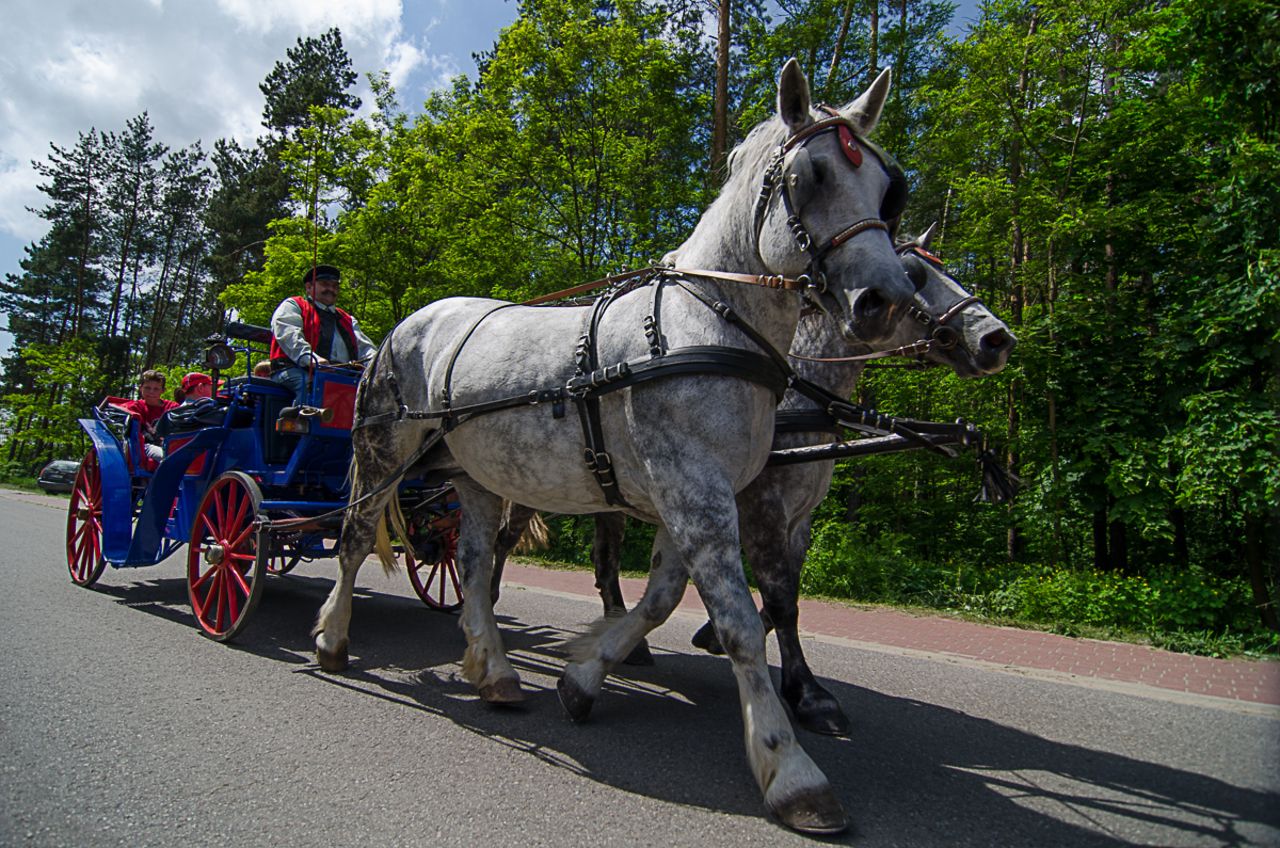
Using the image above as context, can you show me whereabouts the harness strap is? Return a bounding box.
[522,266,808,307]
[774,408,843,437]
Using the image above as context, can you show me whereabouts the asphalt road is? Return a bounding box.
[2,494,1278,848]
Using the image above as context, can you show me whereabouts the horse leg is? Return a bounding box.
[670,491,845,834]
[752,515,849,737]
[453,477,524,704]
[559,524,688,719]
[313,427,414,672]
[591,512,653,666]
[491,502,539,607]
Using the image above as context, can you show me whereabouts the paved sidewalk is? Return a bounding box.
[499,560,1280,714]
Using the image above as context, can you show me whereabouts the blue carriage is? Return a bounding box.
[64,323,463,641]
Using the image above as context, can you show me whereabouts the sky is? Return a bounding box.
[0,0,982,357]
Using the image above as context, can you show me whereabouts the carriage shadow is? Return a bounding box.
[99,571,1280,846]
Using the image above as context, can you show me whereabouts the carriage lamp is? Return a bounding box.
[204,341,236,370]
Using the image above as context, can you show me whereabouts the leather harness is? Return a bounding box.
[352,113,928,506]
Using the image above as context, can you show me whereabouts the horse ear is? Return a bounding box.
[777,58,812,135]
[886,214,903,243]
[840,66,892,135]
[919,222,938,250]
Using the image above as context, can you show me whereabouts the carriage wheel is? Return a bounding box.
[265,552,302,575]
[65,448,106,587]
[187,471,266,641]
[407,525,463,612]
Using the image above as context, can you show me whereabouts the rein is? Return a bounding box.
[522,266,809,307]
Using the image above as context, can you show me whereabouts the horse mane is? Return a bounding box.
[663,113,795,267]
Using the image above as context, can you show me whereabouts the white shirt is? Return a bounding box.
[270,297,376,368]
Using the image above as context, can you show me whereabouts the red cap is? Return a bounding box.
[181,372,212,392]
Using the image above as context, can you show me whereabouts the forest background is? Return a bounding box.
[2,0,1276,651]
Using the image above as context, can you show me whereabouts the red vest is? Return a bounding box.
[270,296,358,367]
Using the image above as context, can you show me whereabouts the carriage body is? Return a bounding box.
[64,324,461,641]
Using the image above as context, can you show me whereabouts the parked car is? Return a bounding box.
[37,460,80,494]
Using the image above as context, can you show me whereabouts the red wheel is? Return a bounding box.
[65,449,106,587]
[187,472,265,641]
[265,552,301,575]
[407,523,463,612]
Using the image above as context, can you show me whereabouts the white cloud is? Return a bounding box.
[215,0,404,42]
[0,0,422,247]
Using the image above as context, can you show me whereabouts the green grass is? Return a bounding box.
[516,516,1280,661]
[0,480,67,496]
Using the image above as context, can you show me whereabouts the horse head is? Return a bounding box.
[895,224,1018,377]
[753,59,916,345]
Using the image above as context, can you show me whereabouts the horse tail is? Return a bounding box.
[515,510,550,554]
[375,493,413,577]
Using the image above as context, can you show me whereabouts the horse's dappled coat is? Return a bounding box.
[312,60,911,835]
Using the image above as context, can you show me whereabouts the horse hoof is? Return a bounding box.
[796,705,852,737]
[478,677,525,705]
[622,640,655,666]
[557,675,594,722]
[771,786,848,835]
[316,641,349,672]
[691,621,725,655]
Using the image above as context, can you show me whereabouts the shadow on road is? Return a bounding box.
[98,569,1280,846]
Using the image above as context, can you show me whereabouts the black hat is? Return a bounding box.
[303,265,341,285]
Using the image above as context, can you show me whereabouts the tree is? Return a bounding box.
[260,28,361,141]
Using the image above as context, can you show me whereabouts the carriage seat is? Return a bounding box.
[157,398,254,438]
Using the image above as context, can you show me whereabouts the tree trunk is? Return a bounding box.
[1093,507,1108,570]
[867,0,879,86]
[711,0,732,175]
[826,0,855,96]
[1245,510,1278,631]
[1108,502,1128,573]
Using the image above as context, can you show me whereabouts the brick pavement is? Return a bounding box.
[498,560,1280,712]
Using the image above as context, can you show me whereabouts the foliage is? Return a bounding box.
[0,339,108,464]
[2,0,1277,635]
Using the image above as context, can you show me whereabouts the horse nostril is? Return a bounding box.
[857,289,885,314]
[982,330,1008,350]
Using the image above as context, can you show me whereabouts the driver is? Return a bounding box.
[269,265,375,404]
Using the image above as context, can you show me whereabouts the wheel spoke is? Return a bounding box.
[229,563,252,596]
[228,522,255,551]
[229,491,250,540]
[191,560,216,592]
[225,569,242,623]
[213,487,227,532]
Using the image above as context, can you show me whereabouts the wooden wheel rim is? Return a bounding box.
[187,472,264,640]
[65,449,105,587]
[408,527,463,611]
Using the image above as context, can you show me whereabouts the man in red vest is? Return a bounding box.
[269,265,375,405]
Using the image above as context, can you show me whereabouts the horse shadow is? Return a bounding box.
[98,569,1280,846]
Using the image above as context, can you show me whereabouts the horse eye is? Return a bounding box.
[812,158,828,185]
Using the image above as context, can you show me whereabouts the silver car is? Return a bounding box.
[37,460,80,494]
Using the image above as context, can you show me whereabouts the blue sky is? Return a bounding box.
[1,0,981,357]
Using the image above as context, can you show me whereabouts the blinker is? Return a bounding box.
[837,125,863,168]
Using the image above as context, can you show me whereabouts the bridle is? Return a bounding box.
[788,243,985,365]
[752,108,907,296]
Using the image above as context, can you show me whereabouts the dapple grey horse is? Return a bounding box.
[494,225,1017,735]
[313,60,911,834]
